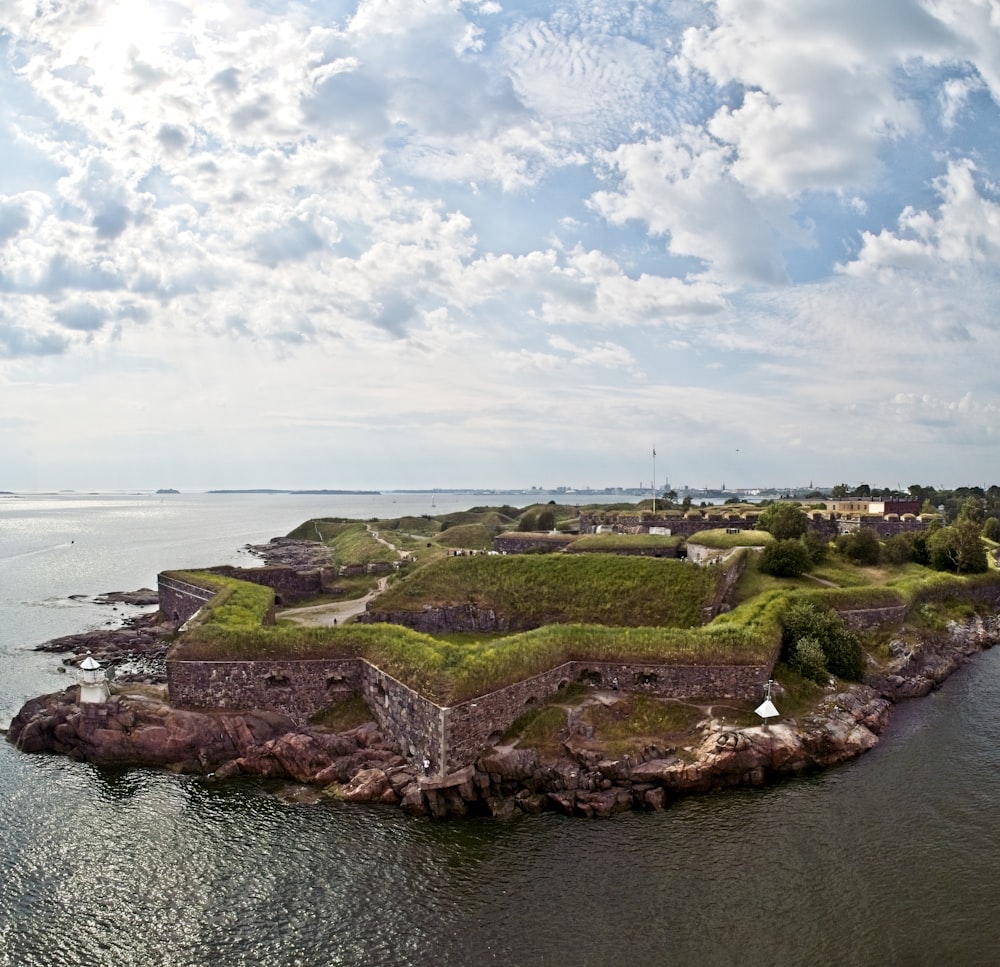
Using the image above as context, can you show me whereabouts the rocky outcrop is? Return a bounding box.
[7,687,409,784]
[867,615,1000,700]
[245,537,333,569]
[7,612,998,820]
[34,610,175,684]
[5,679,891,819]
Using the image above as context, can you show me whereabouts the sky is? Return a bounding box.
[1,0,999,493]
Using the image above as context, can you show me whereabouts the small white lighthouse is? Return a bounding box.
[78,653,110,704]
[754,679,779,730]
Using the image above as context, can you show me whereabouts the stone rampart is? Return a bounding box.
[578,512,758,539]
[442,653,776,772]
[158,574,218,625]
[492,534,577,553]
[837,606,910,630]
[359,663,444,773]
[836,517,928,537]
[356,604,515,633]
[206,564,338,603]
[166,650,780,776]
[167,658,363,722]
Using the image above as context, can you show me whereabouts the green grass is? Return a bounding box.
[566,533,682,552]
[370,554,724,628]
[583,695,705,756]
[687,528,772,549]
[436,523,494,549]
[503,705,569,757]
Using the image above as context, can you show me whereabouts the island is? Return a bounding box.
[8,498,1000,819]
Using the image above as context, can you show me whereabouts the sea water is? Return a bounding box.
[2,492,1000,966]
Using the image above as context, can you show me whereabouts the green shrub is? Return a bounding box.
[789,635,828,684]
[758,539,811,577]
[781,601,864,681]
[836,529,881,566]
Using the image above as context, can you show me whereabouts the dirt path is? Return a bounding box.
[279,577,389,628]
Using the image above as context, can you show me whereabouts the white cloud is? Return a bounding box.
[2,0,1000,489]
[841,158,1000,278]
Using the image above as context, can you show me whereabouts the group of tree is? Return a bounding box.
[755,498,994,578]
[755,502,827,577]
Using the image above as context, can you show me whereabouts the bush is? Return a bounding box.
[801,531,829,565]
[757,502,807,540]
[789,635,828,684]
[836,529,881,566]
[758,539,811,577]
[781,601,864,681]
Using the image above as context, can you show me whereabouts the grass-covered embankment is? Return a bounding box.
[565,533,683,553]
[368,553,720,627]
[166,558,777,705]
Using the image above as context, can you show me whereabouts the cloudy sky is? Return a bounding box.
[1,0,999,492]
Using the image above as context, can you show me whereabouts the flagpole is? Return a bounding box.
[652,447,656,513]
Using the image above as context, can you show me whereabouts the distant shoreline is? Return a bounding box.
[206,489,382,495]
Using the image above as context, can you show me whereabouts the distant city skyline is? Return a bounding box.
[1,2,998,491]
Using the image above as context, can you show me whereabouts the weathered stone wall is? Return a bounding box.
[492,534,577,553]
[167,658,363,722]
[443,662,578,769]
[441,655,777,772]
[837,606,910,630]
[165,650,779,775]
[578,513,758,538]
[207,564,334,602]
[356,604,518,633]
[158,574,217,625]
[835,517,928,537]
[358,663,444,773]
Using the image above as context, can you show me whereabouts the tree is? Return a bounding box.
[928,520,988,574]
[984,517,1000,543]
[831,483,850,498]
[758,539,812,577]
[757,502,807,541]
[801,530,829,565]
[958,496,984,526]
[836,528,881,566]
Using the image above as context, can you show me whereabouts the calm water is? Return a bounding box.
[2,493,1000,966]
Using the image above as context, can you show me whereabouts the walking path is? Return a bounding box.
[279,525,402,627]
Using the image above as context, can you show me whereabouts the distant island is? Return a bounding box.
[207,488,381,495]
[156,488,180,494]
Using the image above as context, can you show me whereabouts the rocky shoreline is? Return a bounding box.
[7,612,999,819]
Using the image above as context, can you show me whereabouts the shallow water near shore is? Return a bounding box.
[3,493,1000,966]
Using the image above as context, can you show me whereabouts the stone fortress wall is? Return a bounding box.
[160,567,776,775]
[160,513,967,778]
